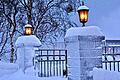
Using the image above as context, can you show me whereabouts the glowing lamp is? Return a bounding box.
[77,5,89,26]
[25,24,33,35]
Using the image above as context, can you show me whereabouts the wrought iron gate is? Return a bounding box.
[34,49,67,77]
[102,45,120,72]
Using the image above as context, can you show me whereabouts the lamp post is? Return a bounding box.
[77,1,89,27]
[24,24,33,35]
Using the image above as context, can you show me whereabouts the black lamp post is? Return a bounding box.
[77,1,89,27]
[24,24,33,35]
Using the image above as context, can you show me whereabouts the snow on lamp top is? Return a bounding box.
[15,35,41,47]
[65,26,104,38]
[77,5,89,11]
[25,24,32,28]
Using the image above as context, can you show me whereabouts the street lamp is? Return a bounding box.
[24,24,33,35]
[77,2,89,27]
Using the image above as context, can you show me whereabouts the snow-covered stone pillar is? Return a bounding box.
[15,35,41,73]
[65,26,105,80]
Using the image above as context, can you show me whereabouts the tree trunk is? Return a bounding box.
[10,33,14,63]
[27,0,32,25]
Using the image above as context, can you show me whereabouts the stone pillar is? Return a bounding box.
[15,35,41,72]
[65,26,105,80]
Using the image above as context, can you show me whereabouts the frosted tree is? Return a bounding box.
[0,0,79,62]
[19,0,78,43]
[0,0,21,63]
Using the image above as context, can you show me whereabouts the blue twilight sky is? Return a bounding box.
[84,0,120,39]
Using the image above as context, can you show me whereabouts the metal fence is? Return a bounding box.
[34,49,67,77]
[102,45,120,72]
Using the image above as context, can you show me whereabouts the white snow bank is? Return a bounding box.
[0,62,19,77]
[0,69,68,80]
[25,67,35,76]
[15,35,41,47]
[0,62,67,80]
[0,69,37,80]
[93,68,120,80]
[65,26,104,38]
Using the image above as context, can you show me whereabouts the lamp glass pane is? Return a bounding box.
[25,27,32,35]
[79,10,88,23]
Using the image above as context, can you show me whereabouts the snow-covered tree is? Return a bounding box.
[0,0,79,62]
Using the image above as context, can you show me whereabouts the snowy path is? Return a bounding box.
[0,69,68,80]
[0,62,67,80]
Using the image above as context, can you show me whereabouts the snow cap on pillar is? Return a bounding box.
[65,26,104,38]
[15,35,41,47]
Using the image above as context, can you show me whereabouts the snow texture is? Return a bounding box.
[105,38,120,40]
[0,69,67,80]
[15,35,41,73]
[65,26,105,80]
[25,66,36,76]
[0,62,67,80]
[108,44,120,47]
[15,35,41,47]
[25,24,32,28]
[93,68,120,80]
[65,26,104,38]
[0,62,19,77]
[77,5,89,10]
[65,36,104,80]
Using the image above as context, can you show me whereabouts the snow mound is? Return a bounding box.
[0,62,19,77]
[15,35,41,47]
[25,67,35,76]
[1,69,38,80]
[65,26,104,38]
[93,68,120,80]
[0,62,18,69]
[0,69,68,80]
[0,62,67,80]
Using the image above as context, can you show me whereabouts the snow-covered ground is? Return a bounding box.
[93,68,120,80]
[0,69,67,80]
[1,61,120,80]
[0,62,67,80]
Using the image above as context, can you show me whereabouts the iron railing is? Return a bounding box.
[102,45,120,72]
[34,49,67,77]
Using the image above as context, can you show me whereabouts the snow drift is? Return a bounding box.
[0,62,19,77]
[93,68,120,80]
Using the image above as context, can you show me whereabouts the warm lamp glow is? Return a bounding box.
[25,24,33,35]
[79,10,88,23]
[25,27,32,35]
[77,5,89,26]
